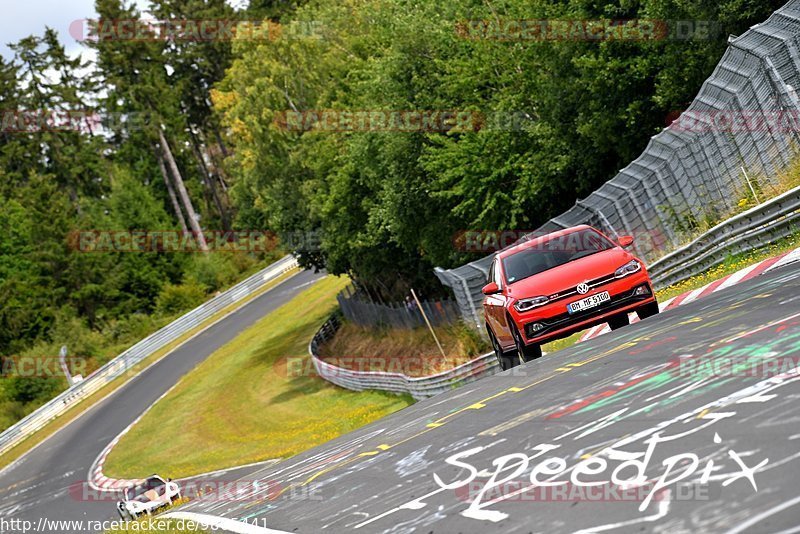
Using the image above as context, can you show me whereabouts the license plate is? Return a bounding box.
[568,291,610,314]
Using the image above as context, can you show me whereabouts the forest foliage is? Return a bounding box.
[0,0,289,429]
[215,0,785,299]
[0,0,786,428]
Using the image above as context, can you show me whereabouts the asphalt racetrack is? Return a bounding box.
[0,269,326,533]
[180,260,800,533]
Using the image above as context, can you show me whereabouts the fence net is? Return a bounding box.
[337,285,461,329]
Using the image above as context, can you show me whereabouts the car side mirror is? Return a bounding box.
[618,235,634,248]
[482,282,500,295]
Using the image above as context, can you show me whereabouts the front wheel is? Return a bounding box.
[488,327,518,371]
[512,324,542,362]
[637,300,660,320]
[608,314,630,331]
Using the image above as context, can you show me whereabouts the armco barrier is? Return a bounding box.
[648,183,800,287]
[308,313,498,400]
[0,255,299,458]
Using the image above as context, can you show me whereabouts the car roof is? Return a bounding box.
[495,225,595,260]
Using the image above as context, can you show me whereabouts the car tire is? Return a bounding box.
[488,327,518,371]
[608,314,630,331]
[512,324,542,362]
[637,300,660,320]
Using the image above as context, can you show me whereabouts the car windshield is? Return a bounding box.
[501,229,615,284]
[125,477,164,500]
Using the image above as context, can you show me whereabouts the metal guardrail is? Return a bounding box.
[649,184,800,288]
[308,313,498,400]
[0,255,300,458]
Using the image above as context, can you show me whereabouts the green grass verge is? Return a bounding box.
[541,332,583,354]
[103,275,414,480]
[106,520,207,534]
[0,268,300,473]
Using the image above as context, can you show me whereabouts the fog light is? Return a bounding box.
[529,323,544,334]
[634,285,650,296]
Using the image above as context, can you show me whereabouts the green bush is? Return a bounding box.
[0,400,27,430]
[155,282,208,316]
[3,376,64,405]
[449,322,490,357]
[184,255,240,293]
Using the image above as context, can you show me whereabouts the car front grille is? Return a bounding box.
[525,286,650,339]
[546,273,617,304]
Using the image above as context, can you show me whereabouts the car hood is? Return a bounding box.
[506,248,633,298]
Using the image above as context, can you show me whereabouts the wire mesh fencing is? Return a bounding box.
[337,284,461,329]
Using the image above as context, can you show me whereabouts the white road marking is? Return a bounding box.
[716,263,762,291]
[722,494,800,534]
[572,490,671,533]
[679,284,712,306]
[721,311,800,346]
[766,247,800,273]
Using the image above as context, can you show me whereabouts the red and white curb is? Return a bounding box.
[88,382,280,492]
[579,248,799,343]
[88,411,151,491]
[88,384,178,492]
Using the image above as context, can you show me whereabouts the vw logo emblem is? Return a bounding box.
[576,283,590,294]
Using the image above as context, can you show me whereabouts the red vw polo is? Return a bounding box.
[482,225,659,370]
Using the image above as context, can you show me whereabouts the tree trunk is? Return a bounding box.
[189,130,231,232]
[158,129,208,252]
[214,127,229,159]
[201,128,229,192]
[157,152,189,233]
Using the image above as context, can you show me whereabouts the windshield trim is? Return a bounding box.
[501,231,615,285]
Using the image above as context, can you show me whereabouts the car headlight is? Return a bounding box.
[514,296,549,312]
[614,260,641,278]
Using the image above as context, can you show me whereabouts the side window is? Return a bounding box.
[494,258,503,289]
[487,261,495,284]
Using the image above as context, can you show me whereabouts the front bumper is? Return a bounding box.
[521,283,655,343]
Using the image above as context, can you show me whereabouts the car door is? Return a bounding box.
[484,258,513,347]
[493,258,515,347]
